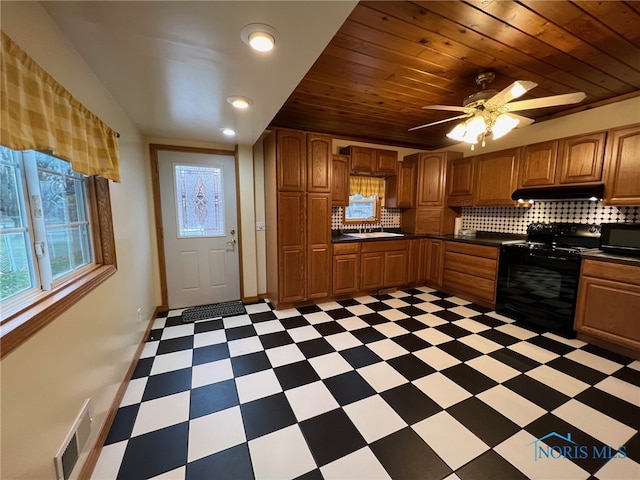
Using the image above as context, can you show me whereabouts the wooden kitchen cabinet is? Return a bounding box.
[359,240,408,291]
[442,241,498,306]
[425,239,444,288]
[557,132,606,184]
[407,239,428,284]
[265,128,332,308]
[519,132,606,189]
[575,259,640,354]
[385,157,416,208]
[331,154,350,206]
[402,152,461,234]
[446,157,475,206]
[276,129,306,191]
[307,193,331,299]
[277,191,306,303]
[474,148,520,206]
[307,133,332,193]
[339,145,398,175]
[332,243,360,295]
[519,140,559,188]
[603,124,640,205]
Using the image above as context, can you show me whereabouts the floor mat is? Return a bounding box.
[182,300,246,322]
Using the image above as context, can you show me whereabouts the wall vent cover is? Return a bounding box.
[54,399,92,480]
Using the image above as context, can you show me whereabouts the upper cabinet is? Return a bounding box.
[604,124,640,205]
[307,133,332,193]
[331,154,350,206]
[276,129,306,191]
[474,148,520,206]
[446,157,475,206]
[385,157,416,208]
[519,140,559,188]
[339,145,398,175]
[557,132,606,184]
[519,132,606,188]
[417,153,449,206]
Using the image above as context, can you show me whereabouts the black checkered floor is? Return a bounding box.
[93,287,640,480]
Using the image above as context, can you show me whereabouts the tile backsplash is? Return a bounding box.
[461,201,640,234]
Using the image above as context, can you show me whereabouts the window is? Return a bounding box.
[175,164,225,238]
[0,146,115,357]
[343,194,381,224]
[1,146,93,304]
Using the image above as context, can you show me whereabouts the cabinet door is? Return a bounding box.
[360,252,385,290]
[277,129,306,191]
[575,276,640,350]
[604,124,640,205]
[474,149,519,206]
[386,159,415,208]
[407,239,420,284]
[332,254,359,295]
[331,155,350,206]
[446,157,474,206]
[376,149,398,174]
[384,251,408,287]
[278,192,306,302]
[307,133,332,193]
[557,132,606,184]
[425,239,443,287]
[348,146,376,173]
[307,194,331,299]
[519,140,558,188]
[418,153,447,206]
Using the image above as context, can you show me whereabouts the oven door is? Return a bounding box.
[496,246,581,338]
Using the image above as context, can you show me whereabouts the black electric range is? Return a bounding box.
[496,223,600,338]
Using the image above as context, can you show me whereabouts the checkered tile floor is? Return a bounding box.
[92,287,640,480]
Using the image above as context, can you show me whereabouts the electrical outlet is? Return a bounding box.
[256,221,266,231]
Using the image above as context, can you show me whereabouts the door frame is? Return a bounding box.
[149,143,243,309]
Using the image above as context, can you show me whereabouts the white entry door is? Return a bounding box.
[158,149,240,309]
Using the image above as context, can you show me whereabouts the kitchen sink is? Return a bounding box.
[345,232,405,239]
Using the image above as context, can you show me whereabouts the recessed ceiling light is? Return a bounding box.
[220,128,236,136]
[226,96,252,109]
[241,23,277,52]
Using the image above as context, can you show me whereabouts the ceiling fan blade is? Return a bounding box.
[408,114,471,132]
[421,105,468,112]
[485,80,538,108]
[506,113,535,127]
[505,92,587,112]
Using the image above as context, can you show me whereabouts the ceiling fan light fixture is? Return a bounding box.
[491,113,520,139]
[241,24,277,52]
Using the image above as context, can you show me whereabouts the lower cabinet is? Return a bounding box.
[332,243,360,295]
[425,239,444,288]
[442,241,498,305]
[574,259,640,353]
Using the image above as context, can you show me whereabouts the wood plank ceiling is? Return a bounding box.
[269,1,640,150]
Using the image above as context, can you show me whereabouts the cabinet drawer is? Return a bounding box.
[333,242,360,255]
[360,240,408,253]
[442,270,495,303]
[581,259,640,285]
[444,251,497,280]
[447,194,473,207]
[445,241,498,260]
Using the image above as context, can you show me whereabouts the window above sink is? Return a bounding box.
[344,176,385,225]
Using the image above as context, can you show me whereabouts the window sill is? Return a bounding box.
[0,264,117,359]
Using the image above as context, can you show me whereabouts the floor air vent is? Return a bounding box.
[54,399,92,480]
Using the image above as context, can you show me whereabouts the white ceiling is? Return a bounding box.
[41,1,357,146]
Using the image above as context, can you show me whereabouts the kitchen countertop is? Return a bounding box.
[332,230,527,246]
[581,250,640,267]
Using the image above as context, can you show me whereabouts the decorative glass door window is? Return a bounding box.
[175,164,225,237]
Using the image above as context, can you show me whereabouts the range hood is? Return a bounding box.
[511,183,604,201]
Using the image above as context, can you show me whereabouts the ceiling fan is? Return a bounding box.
[409,71,587,147]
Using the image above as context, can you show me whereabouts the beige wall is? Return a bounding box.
[1,3,160,479]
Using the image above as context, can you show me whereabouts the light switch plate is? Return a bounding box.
[256,222,266,231]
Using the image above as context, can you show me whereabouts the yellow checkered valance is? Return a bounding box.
[349,175,385,199]
[0,32,120,181]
